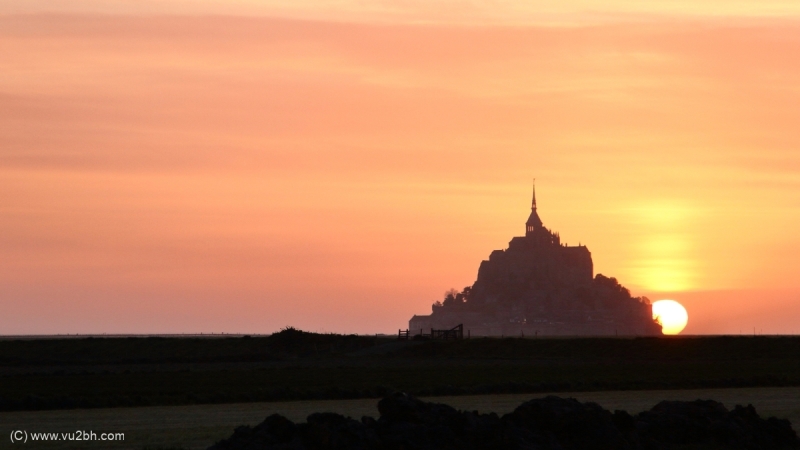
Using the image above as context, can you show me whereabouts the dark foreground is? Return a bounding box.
[4,329,800,411]
[211,393,799,450]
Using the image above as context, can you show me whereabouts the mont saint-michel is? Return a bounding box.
[410,186,662,336]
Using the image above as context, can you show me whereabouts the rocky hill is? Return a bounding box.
[410,187,661,336]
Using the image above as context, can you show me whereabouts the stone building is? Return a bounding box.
[409,184,662,336]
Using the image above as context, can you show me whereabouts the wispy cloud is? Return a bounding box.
[6,0,800,24]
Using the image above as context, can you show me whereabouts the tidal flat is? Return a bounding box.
[1,387,799,450]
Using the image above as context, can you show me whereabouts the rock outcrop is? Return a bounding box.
[209,393,799,450]
[410,186,662,336]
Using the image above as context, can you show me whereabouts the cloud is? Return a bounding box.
[5,0,800,25]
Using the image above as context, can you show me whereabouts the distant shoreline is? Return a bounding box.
[0,333,794,340]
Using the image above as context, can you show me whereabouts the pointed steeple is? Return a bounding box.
[525,179,543,235]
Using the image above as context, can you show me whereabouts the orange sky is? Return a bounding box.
[2,2,800,334]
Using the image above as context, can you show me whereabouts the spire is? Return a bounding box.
[525,179,543,235]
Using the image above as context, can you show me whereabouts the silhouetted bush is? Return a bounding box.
[210,394,799,450]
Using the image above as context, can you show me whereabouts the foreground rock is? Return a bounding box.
[209,393,798,450]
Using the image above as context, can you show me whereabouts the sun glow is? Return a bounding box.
[652,299,689,335]
[625,202,697,292]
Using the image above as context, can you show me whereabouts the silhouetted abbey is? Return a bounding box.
[410,184,662,336]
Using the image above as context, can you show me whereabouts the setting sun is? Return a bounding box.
[652,300,689,335]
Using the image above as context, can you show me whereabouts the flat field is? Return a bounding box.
[3,332,800,411]
[4,332,800,449]
[1,387,799,450]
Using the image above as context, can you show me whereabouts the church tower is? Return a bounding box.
[525,180,543,236]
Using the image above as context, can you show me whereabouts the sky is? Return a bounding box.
[2,1,800,335]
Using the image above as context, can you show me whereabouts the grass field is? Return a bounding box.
[1,387,799,450]
[4,333,800,411]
